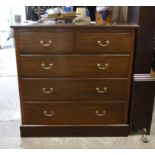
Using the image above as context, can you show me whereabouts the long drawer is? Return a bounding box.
[22,79,128,101]
[18,32,74,54]
[76,32,132,53]
[23,101,128,125]
[20,55,130,78]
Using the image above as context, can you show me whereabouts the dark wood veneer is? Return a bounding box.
[20,55,130,78]
[12,24,137,137]
[18,32,74,54]
[76,32,132,53]
[22,79,128,101]
[20,125,129,137]
[23,102,127,125]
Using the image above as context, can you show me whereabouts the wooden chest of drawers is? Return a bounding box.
[12,24,137,137]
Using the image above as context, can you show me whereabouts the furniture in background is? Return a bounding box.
[128,6,155,134]
[12,24,137,137]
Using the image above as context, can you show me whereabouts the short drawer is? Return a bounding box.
[20,55,130,78]
[76,32,132,53]
[18,32,73,54]
[22,102,128,125]
[22,79,128,101]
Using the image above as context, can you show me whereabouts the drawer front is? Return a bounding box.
[76,33,132,53]
[23,102,128,125]
[18,32,73,54]
[22,79,128,101]
[20,55,130,78]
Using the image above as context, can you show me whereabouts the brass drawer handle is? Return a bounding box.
[96,87,107,94]
[97,40,110,47]
[43,110,54,117]
[95,110,106,117]
[42,87,54,94]
[41,63,53,70]
[40,40,52,47]
[97,63,109,70]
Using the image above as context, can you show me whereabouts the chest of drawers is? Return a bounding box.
[12,24,137,137]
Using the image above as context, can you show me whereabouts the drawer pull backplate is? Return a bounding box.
[42,87,54,94]
[96,87,107,94]
[97,40,110,47]
[41,63,53,70]
[95,110,106,117]
[97,63,109,70]
[43,110,54,117]
[40,40,52,47]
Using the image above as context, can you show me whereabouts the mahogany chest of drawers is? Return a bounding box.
[12,24,137,137]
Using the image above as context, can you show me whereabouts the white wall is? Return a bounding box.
[0,5,25,47]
